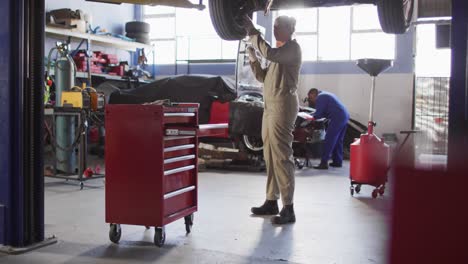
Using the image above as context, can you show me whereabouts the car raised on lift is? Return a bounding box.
[87,0,414,39]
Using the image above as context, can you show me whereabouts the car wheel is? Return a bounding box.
[209,0,252,40]
[242,135,263,152]
[237,92,263,103]
[241,134,263,154]
[377,0,414,34]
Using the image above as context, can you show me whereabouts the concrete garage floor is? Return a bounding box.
[0,161,391,264]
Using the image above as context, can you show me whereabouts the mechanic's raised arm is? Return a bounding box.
[249,60,267,83]
[244,14,300,65]
[250,33,297,65]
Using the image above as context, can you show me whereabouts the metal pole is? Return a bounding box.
[369,76,376,122]
[448,0,468,171]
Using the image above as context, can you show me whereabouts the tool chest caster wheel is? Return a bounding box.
[372,189,378,199]
[184,214,194,234]
[80,182,84,190]
[355,185,361,194]
[154,227,166,247]
[350,186,355,196]
[379,187,385,196]
[109,224,122,244]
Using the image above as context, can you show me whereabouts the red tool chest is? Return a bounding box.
[105,103,199,247]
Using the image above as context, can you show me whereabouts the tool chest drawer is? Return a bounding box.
[163,106,198,125]
[164,136,196,148]
[164,155,196,171]
[164,165,196,193]
[164,144,196,159]
[164,187,196,217]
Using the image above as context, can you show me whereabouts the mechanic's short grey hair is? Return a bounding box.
[275,15,296,35]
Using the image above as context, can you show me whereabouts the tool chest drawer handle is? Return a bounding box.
[164,165,195,176]
[199,123,229,129]
[164,144,195,153]
[164,155,196,164]
[164,185,196,200]
[164,113,196,117]
[164,136,195,141]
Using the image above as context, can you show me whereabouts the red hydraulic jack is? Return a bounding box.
[350,59,393,198]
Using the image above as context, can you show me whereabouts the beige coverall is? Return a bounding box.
[249,33,302,205]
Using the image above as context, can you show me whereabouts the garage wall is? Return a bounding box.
[297,28,415,140]
[45,0,136,65]
[45,0,135,34]
[298,74,414,139]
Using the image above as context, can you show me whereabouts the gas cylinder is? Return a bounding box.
[55,42,77,174]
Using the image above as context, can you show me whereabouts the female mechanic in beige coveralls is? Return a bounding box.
[244,15,302,225]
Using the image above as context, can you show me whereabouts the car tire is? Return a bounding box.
[126,34,150,44]
[125,21,151,33]
[239,134,263,154]
[126,32,149,39]
[377,0,414,34]
[209,0,251,40]
[135,38,151,45]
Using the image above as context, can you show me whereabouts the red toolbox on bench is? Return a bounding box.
[105,103,199,247]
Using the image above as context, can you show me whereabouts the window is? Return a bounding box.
[352,4,379,31]
[151,40,176,64]
[350,5,395,60]
[318,7,351,60]
[144,5,238,64]
[147,17,176,39]
[295,35,318,61]
[415,24,451,77]
[278,9,318,61]
[351,32,395,60]
[278,5,395,62]
[144,7,176,64]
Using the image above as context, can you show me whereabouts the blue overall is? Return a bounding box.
[313,92,350,165]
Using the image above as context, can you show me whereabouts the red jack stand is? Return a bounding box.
[350,59,393,198]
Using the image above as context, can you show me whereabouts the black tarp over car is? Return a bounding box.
[108,75,237,124]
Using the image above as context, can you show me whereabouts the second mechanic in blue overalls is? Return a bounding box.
[307,88,350,170]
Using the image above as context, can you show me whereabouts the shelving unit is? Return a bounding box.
[45,26,153,52]
[47,69,150,83]
[45,26,154,84]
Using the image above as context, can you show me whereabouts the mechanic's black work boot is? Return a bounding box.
[329,162,342,168]
[271,204,296,225]
[251,200,279,215]
[313,162,329,170]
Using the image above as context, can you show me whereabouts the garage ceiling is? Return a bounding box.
[418,0,451,18]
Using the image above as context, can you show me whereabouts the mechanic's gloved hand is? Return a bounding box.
[247,46,258,62]
[243,15,259,36]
